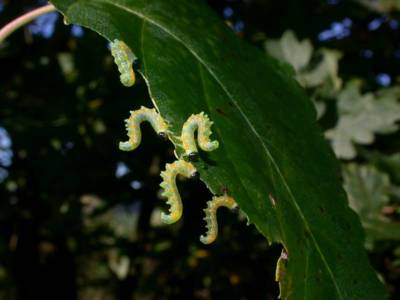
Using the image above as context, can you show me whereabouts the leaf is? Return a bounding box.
[265,31,342,92]
[264,30,313,73]
[343,163,400,242]
[364,151,400,184]
[326,81,400,159]
[265,32,342,119]
[50,1,387,298]
[301,49,343,91]
[108,249,131,280]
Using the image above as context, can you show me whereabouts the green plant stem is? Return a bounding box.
[0,4,57,45]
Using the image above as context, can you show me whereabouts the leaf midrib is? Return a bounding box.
[74,0,344,297]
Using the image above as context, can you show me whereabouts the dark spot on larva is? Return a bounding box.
[216,108,227,116]
[133,59,140,69]
[158,132,168,140]
[319,206,325,213]
[232,206,240,213]
[221,186,229,194]
[191,171,200,180]
[188,152,199,162]
[228,101,234,107]
[304,229,311,238]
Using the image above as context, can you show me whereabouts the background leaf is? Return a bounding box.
[326,81,400,159]
[343,164,400,242]
[264,30,313,73]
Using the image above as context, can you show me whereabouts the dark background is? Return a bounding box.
[0,0,399,299]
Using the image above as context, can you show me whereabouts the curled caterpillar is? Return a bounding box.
[200,194,237,244]
[110,39,137,87]
[181,112,219,161]
[119,106,169,151]
[159,160,199,224]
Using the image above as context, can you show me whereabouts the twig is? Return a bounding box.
[0,4,57,44]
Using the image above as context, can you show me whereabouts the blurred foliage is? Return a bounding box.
[358,0,400,12]
[326,82,400,159]
[343,164,400,244]
[265,31,342,95]
[1,0,400,299]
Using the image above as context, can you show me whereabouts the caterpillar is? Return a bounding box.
[118,106,232,244]
[110,39,137,87]
[275,249,288,299]
[181,112,219,161]
[159,160,199,224]
[119,106,169,151]
[200,194,237,244]
[275,249,288,283]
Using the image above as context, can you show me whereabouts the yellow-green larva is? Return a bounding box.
[275,249,288,283]
[181,112,219,160]
[118,106,234,244]
[119,106,169,151]
[200,194,237,244]
[110,39,137,87]
[275,249,288,299]
[159,160,198,224]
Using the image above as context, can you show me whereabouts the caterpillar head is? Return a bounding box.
[158,131,169,140]
[191,170,200,179]
[187,151,199,162]
[133,58,140,69]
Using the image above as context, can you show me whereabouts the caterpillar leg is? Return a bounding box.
[110,39,137,87]
[181,112,219,161]
[200,194,237,244]
[119,106,169,151]
[159,160,198,224]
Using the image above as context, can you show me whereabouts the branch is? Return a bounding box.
[0,4,57,44]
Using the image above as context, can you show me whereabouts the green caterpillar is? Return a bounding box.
[159,161,237,244]
[200,194,237,244]
[110,39,137,87]
[119,107,236,243]
[159,159,199,224]
[181,112,219,161]
[119,106,169,151]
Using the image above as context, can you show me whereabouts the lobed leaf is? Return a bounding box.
[326,81,400,159]
[343,164,400,242]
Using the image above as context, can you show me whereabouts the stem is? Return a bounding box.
[0,4,57,44]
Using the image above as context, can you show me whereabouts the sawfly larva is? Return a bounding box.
[159,160,199,224]
[200,194,237,244]
[110,39,137,87]
[119,106,169,151]
[181,112,219,161]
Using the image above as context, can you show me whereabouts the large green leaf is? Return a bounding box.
[50,0,387,298]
